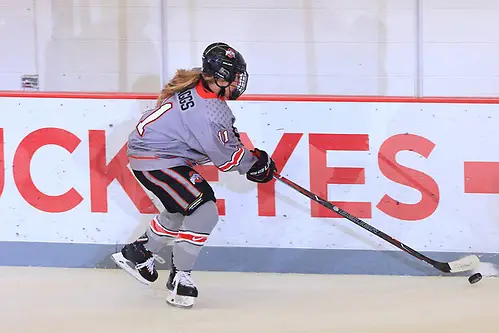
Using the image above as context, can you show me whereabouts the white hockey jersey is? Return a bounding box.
[127,81,257,174]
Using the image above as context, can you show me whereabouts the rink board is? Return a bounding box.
[0,94,499,274]
[1,241,499,276]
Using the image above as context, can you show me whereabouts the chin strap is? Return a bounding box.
[202,75,234,99]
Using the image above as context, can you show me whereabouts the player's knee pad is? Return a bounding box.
[175,201,219,250]
[148,214,180,241]
[187,200,219,230]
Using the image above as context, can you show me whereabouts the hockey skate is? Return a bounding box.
[166,261,198,309]
[111,235,165,285]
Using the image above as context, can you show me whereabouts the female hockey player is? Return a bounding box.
[111,42,276,308]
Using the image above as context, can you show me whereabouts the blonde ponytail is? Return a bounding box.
[156,68,203,107]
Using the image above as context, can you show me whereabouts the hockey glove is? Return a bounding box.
[246,148,277,183]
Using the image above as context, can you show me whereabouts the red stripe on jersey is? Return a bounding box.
[129,155,159,160]
[218,147,245,172]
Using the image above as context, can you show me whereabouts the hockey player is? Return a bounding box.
[111,42,276,308]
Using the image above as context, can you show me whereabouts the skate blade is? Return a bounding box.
[166,291,195,309]
[111,252,152,286]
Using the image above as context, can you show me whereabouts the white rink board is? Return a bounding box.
[1,97,499,254]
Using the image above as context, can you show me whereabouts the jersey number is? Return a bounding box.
[136,102,173,136]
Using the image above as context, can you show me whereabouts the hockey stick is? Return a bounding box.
[273,172,479,274]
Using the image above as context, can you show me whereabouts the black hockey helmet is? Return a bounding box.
[201,42,248,100]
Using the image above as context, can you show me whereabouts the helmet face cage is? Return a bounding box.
[202,43,248,100]
[231,70,248,100]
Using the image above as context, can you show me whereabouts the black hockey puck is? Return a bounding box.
[468,272,482,284]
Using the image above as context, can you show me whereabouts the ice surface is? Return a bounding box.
[1,267,498,333]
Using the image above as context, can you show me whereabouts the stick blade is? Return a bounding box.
[448,255,480,273]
